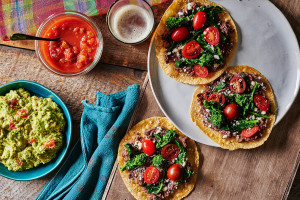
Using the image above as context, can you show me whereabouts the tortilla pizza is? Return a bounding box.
[118,117,199,200]
[190,65,276,150]
[155,0,238,85]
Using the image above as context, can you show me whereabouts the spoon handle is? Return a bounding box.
[10,33,59,41]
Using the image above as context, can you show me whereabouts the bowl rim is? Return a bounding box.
[106,0,155,45]
[35,10,104,77]
[0,80,73,181]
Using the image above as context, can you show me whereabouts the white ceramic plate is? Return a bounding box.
[148,0,300,146]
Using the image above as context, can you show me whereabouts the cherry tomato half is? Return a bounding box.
[162,144,179,160]
[204,26,219,45]
[182,41,202,59]
[144,166,160,184]
[229,77,246,94]
[142,139,156,156]
[167,164,184,182]
[193,11,206,30]
[208,93,226,105]
[242,126,260,138]
[171,27,189,42]
[224,103,240,120]
[194,65,208,77]
[254,94,270,111]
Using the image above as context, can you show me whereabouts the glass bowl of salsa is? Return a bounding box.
[35,11,103,76]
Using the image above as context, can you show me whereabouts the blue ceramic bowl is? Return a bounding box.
[0,80,72,181]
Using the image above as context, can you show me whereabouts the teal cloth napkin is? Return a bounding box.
[36,84,140,200]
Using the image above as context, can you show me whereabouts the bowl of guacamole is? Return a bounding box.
[0,80,72,180]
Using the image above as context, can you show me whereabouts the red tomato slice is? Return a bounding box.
[142,139,156,156]
[242,126,260,138]
[254,94,270,111]
[44,138,56,148]
[171,27,189,41]
[223,103,240,120]
[208,93,226,105]
[28,138,36,144]
[194,65,208,78]
[193,11,206,30]
[229,77,246,94]
[161,144,179,160]
[204,26,219,45]
[144,166,160,184]
[167,164,184,181]
[182,41,202,59]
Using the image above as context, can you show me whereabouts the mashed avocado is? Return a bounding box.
[0,88,65,171]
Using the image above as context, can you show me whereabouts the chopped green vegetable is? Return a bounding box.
[250,111,269,119]
[185,53,215,67]
[124,143,136,160]
[203,100,226,128]
[152,154,166,168]
[175,140,186,166]
[166,17,188,29]
[120,153,147,171]
[236,82,260,116]
[230,120,259,131]
[147,179,164,194]
[155,129,178,148]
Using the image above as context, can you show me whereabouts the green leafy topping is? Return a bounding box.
[235,82,260,116]
[203,100,226,128]
[250,111,269,119]
[199,6,226,41]
[120,153,147,171]
[230,120,259,131]
[175,140,186,166]
[124,143,136,160]
[155,130,178,148]
[152,154,166,168]
[166,17,188,29]
[147,179,164,194]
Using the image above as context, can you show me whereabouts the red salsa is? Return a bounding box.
[41,16,98,74]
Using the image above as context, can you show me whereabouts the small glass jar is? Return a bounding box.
[106,0,155,45]
[35,11,103,76]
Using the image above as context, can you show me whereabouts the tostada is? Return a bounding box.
[118,117,199,200]
[190,65,276,150]
[155,0,238,85]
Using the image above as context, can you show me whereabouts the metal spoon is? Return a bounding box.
[10,33,60,41]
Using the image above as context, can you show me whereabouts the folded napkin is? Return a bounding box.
[36,84,140,200]
[0,0,166,39]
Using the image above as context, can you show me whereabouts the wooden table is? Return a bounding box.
[0,0,299,199]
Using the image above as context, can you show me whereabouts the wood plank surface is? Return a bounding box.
[105,75,300,200]
[0,45,147,199]
[0,0,299,199]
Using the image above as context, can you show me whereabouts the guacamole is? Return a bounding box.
[0,89,65,171]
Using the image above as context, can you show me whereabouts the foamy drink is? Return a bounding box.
[109,5,154,43]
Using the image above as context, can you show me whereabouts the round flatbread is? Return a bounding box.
[190,65,276,150]
[155,0,238,85]
[118,117,199,200]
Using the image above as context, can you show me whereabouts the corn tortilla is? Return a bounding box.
[155,0,238,85]
[190,65,276,150]
[118,117,199,200]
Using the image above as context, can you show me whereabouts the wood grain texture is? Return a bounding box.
[105,75,300,200]
[0,45,146,200]
[0,1,172,70]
